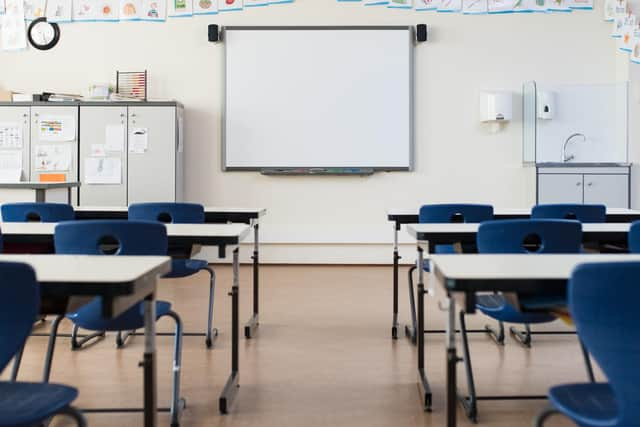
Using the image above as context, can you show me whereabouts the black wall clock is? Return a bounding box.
[27,18,61,51]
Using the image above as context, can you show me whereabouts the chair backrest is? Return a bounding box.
[569,262,640,425]
[477,219,582,254]
[419,204,494,224]
[0,262,40,373]
[54,220,167,256]
[531,204,606,223]
[628,221,640,253]
[128,203,205,224]
[1,202,75,223]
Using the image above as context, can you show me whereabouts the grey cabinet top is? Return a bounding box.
[0,181,80,189]
[0,101,183,108]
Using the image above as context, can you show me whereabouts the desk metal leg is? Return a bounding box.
[245,222,259,339]
[416,244,432,411]
[392,222,400,339]
[220,248,240,414]
[143,292,158,427]
[446,296,458,427]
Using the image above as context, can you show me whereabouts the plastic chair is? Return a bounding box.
[535,261,640,427]
[531,204,606,223]
[406,204,494,342]
[457,219,593,422]
[627,221,640,253]
[0,261,86,427]
[128,203,218,348]
[40,220,183,426]
[1,202,75,222]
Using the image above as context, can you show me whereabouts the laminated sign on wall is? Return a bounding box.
[39,116,76,142]
[35,145,72,171]
[0,124,23,148]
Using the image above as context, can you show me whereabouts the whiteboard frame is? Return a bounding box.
[222,26,415,172]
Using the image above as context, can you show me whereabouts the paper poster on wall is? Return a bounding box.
[0,123,22,148]
[129,128,148,153]
[46,0,72,22]
[24,0,47,20]
[547,0,571,12]
[631,34,640,64]
[0,151,22,183]
[618,17,637,51]
[488,0,513,13]
[35,145,71,172]
[90,144,106,157]
[105,124,125,151]
[38,116,76,142]
[193,0,217,14]
[0,0,5,14]
[604,0,625,21]
[438,0,462,12]
[218,0,242,11]
[1,0,27,51]
[463,0,487,14]
[85,157,122,184]
[364,0,389,5]
[119,0,142,20]
[415,0,438,10]
[388,0,412,8]
[245,0,268,6]
[140,0,166,20]
[96,0,119,20]
[168,0,192,16]
[72,0,97,20]
[513,0,547,12]
[567,0,592,9]
[611,14,634,37]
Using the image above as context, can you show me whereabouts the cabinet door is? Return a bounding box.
[538,174,583,204]
[127,106,176,203]
[583,174,629,208]
[31,106,79,203]
[0,106,31,180]
[79,106,127,206]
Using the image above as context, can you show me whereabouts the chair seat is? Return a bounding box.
[476,294,556,324]
[164,259,210,278]
[0,381,78,426]
[67,299,172,331]
[548,383,618,427]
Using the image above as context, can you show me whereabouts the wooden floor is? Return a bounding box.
[3,265,586,426]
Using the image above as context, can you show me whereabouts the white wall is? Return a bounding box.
[0,1,619,263]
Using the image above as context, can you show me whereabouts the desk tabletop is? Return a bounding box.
[73,206,267,223]
[0,182,81,189]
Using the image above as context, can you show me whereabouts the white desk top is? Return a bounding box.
[388,207,640,217]
[0,254,171,283]
[74,205,267,215]
[430,254,640,281]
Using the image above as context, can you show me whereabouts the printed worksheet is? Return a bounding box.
[96,0,119,19]
[141,0,166,20]
[129,128,148,153]
[1,0,27,51]
[24,0,47,20]
[168,0,192,16]
[415,0,438,9]
[463,0,488,13]
[0,151,22,183]
[85,157,122,184]
[38,116,76,142]
[218,0,242,11]
[388,0,413,8]
[35,145,72,172]
[72,0,97,20]
[0,123,22,148]
[46,0,72,22]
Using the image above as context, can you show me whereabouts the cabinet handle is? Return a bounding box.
[130,113,137,118]
[576,182,582,186]
[22,113,28,118]
[587,182,593,187]
[120,113,126,118]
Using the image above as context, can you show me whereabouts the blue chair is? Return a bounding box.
[536,261,640,427]
[0,261,86,427]
[627,221,640,253]
[1,202,75,222]
[531,204,606,223]
[458,219,593,422]
[45,220,183,426]
[128,203,218,348]
[406,204,494,342]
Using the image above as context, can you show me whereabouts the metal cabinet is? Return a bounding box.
[583,174,629,208]
[0,106,31,180]
[538,174,584,204]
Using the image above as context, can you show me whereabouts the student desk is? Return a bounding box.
[386,209,640,339]
[0,222,251,414]
[0,254,171,427]
[429,253,640,427]
[0,182,80,204]
[74,206,267,339]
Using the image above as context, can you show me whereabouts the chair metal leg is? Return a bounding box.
[10,344,25,382]
[579,338,595,383]
[204,267,218,349]
[116,330,136,348]
[71,324,105,351]
[165,310,186,427]
[58,405,87,427]
[405,265,418,344]
[43,315,64,383]
[458,310,478,423]
[509,324,532,348]
[484,321,505,346]
[534,406,560,427]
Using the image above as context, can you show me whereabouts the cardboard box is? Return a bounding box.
[0,89,12,102]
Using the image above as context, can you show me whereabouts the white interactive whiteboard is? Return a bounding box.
[223,26,414,171]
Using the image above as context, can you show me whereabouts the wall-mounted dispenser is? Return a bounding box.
[480,91,512,132]
[537,90,556,120]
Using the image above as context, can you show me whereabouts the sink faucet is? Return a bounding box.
[562,133,586,163]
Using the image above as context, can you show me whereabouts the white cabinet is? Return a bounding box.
[537,166,630,208]
[0,106,31,180]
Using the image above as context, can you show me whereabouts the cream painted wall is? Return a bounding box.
[0,1,620,262]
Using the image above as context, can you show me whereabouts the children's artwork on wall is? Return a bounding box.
[612,14,634,37]
[168,0,193,16]
[567,0,592,9]
[0,0,5,14]
[388,0,412,8]
[96,0,118,19]
[1,0,27,50]
[73,0,97,20]
[631,30,640,64]
[245,0,268,6]
[438,0,462,11]
[547,0,571,12]
[510,0,546,11]
[193,0,217,13]
[141,0,166,19]
[618,15,637,50]
[24,0,47,20]
[415,0,438,9]
[219,0,243,11]
[46,0,72,22]
[463,0,487,14]
[364,0,388,4]
[119,0,141,19]
[604,0,625,20]
[488,0,513,13]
